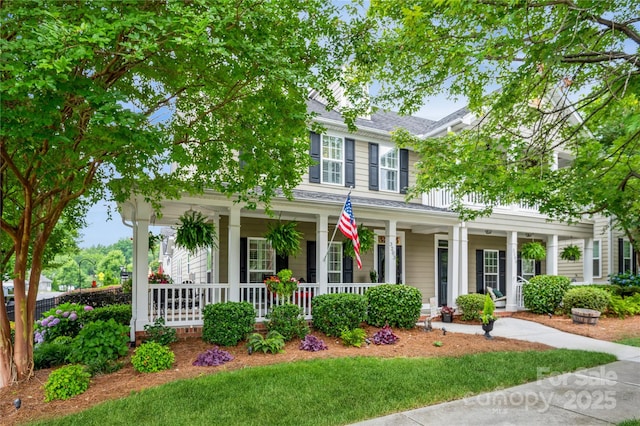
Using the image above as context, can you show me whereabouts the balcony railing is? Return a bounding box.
[423,189,539,213]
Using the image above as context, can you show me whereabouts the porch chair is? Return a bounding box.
[486,287,506,308]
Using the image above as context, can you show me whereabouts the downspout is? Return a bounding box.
[608,217,613,283]
[121,201,137,344]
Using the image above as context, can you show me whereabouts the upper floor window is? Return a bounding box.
[379,146,398,192]
[322,135,344,185]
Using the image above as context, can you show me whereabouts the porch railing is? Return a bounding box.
[148,282,378,325]
[424,189,539,213]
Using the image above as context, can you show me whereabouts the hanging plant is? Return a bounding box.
[343,224,375,260]
[174,210,217,255]
[521,241,546,261]
[264,221,302,257]
[560,244,582,261]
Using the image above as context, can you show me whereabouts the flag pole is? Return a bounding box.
[323,189,352,262]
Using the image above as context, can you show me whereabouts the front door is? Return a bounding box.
[438,247,448,306]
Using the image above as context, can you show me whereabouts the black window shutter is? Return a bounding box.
[535,260,541,275]
[240,237,247,283]
[276,255,289,272]
[345,138,355,188]
[499,250,506,295]
[306,241,316,283]
[399,148,409,194]
[618,238,624,273]
[343,244,353,283]
[368,143,379,191]
[475,250,484,293]
[517,253,522,278]
[309,131,321,183]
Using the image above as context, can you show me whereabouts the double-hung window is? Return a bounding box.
[483,250,498,290]
[379,146,398,192]
[248,238,275,283]
[322,135,344,185]
[593,240,601,278]
[327,242,342,283]
[521,258,535,281]
[622,240,632,272]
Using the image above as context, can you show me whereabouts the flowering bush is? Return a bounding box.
[193,347,234,366]
[264,269,298,299]
[35,302,92,344]
[440,306,455,315]
[148,272,172,284]
[299,335,328,352]
[372,325,399,345]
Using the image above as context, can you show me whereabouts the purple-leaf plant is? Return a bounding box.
[192,347,234,366]
[372,325,399,345]
[299,334,328,352]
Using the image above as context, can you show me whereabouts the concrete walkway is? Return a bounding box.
[351,318,640,426]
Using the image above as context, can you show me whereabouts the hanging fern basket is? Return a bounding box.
[174,210,217,255]
[560,244,582,261]
[344,224,375,260]
[521,241,546,261]
[264,221,303,257]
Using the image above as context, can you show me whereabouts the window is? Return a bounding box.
[322,135,343,185]
[379,146,398,192]
[327,242,342,283]
[248,238,275,283]
[483,250,498,290]
[593,240,601,278]
[521,258,535,281]
[622,240,632,272]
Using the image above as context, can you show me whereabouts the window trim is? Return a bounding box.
[321,134,345,186]
[593,239,601,278]
[483,250,499,291]
[622,239,632,273]
[248,237,275,283]
[327,242,342,283]
[379,144,399,192]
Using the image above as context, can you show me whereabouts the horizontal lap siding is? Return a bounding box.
[404,231,434,303]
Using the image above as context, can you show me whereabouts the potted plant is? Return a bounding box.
[175,210,217,255]
[369,269,378,283]
[560,244,582,261]
[480,294,497,339]
[521,241,546,261]
[440,305,455,323]
[264,221,303,257]
[264,269,299,301]
[344,224,375,260]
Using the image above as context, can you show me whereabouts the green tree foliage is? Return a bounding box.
[352,1,640,259]
[0,0,350,387]
[97,250,126,286]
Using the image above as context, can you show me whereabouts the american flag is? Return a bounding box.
[338,195,362,269]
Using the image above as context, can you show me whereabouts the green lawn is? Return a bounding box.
[33,349,614,426]
[616,337,640,347]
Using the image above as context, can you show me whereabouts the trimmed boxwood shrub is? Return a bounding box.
[81,304,132,326]
[365,284,422,328]
[311,293,367,337]
[266,303,309,341]
[523,275,571,314]
[131,341,175,373]
[455,293,485,321]
[202,302,255,346]
[561,287,611,314]
[44,364,91,402]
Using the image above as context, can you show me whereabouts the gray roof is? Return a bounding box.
[430,106,471,129]
[307,98,437,135]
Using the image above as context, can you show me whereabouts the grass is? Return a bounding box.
[33,349,615,426]
[616,337,640,347]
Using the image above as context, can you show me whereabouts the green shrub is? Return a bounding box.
[131,341,175,373]
[81,304,132,326]
[266,303,309,341]
[202,302,255,346]
[247,331,285,354]
[562,287,611,314]
[523,275,571,314]
[311,293,367,337]
[143,317,178,346]
[608,294,640,318]
[455,294,485,321]
[44,364,91,402]
[67,319,130,373]
[365,284,422,328]
[610,272,640,287]
[340,328,367,347]
[34,337,74,370]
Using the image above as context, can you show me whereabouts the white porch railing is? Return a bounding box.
[148,282,378,326]
[424,189,539,213]
[514,277,528,309]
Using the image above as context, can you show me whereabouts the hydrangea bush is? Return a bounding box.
[35,302,93,344]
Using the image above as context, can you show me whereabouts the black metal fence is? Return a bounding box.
[6,296,59,322]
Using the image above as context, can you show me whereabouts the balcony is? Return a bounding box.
[423,189,540,214]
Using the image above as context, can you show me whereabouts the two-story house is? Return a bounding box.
[119,91,596,342]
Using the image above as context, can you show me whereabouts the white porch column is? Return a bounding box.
[385,220,397,284]
[317,213,328,294]
[506,231,518,312]
[132,202,151,341]
[458,224,468,299]
[213,213,220,284]
[583,237,594,283]
[448,225,460,307]
[546,234,558,275]
[227,206,241,302]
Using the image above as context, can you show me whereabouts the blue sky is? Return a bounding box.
[77,95,465,248]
